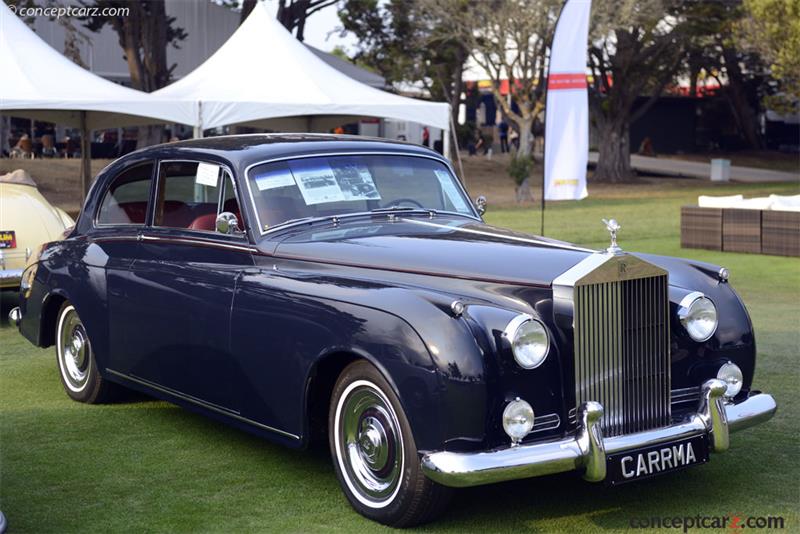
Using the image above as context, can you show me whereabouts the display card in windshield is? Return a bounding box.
[288,159,382,205]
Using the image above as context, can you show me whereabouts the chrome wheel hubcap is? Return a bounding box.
[335,380,403,508]
[58,306,91,392]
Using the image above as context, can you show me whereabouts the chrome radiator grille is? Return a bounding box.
[573,273,671,437]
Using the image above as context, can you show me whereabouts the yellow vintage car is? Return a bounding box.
[0,169,74,289]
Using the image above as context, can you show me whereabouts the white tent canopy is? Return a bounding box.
[153,2,450,142]
[0,1,190,130]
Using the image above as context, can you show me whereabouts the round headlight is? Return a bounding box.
[678,294,718,342]
[502,398,534,444]
[717,362,743,398]
[504,315,550,369]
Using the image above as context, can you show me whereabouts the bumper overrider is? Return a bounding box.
[421,379,777,487]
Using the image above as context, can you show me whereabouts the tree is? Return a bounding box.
[81,0,186,145]
[5,0,92,66]
[740,0,800,114]
[680,1,765,150]
[425,0,561,158]
[240,0,258,23]
[339,0,468,125]
[276,0,338,41]
[61,14,90,68]
[587,0,689,182]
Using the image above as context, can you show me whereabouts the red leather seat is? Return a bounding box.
[118,201,148,224]
[188,213,217,231]
[162,201,195,228]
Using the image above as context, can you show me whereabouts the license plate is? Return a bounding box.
[606,435,709,485]
[0,230,16,249]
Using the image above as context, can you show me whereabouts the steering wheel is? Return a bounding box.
[379,198,425,209]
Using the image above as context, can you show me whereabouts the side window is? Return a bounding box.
[154,161,241,234]
[96,162,154,225]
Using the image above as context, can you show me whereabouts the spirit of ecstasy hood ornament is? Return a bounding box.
[602,218,622,254]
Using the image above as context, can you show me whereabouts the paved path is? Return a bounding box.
[588,152,799,183]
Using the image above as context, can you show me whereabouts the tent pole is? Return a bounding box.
[0,114,8,156]
[80,111,91,202]
[193,101,204,138]
[450,112,466,186]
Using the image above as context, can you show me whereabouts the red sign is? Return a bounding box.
[547,73,587,91]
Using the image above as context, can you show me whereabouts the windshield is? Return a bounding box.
[246,154,475,232]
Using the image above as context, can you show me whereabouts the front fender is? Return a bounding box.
[233,265,490,452]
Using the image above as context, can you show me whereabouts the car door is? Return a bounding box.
[89,159,156,371]
[121,159,255,413]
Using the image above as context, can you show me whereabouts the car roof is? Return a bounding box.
[124,133,446,172]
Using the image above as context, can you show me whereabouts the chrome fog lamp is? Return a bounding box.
[678,293,718,342]
[717,362,743,399]
[502,398,534,445]
[504,315,550,369]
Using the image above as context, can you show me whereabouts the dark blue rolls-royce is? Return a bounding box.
[9,135,777,526]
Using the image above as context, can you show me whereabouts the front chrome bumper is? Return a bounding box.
[421,379,777,487]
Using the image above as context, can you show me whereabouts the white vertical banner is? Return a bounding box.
[544,0,592,201]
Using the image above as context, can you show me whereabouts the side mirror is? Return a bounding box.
[475,195,487,216]
[216,212,240,235]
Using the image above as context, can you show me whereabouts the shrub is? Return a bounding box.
[508,154,534,186]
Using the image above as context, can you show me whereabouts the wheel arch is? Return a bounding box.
[303,348,411,448]
[38,290,70,347]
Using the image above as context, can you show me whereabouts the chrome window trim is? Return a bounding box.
[150,158,248,240]
[138,234,257,254]
[93,160,156,229]
[106,369,299,440]
[243,151,481,237]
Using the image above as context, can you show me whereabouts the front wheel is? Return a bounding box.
[329,361,451,527]
[56,301,118,403]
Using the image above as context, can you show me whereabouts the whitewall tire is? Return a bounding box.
[328,360,451,527]
[55,301,118,403]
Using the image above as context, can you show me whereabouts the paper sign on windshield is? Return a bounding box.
[433,170,470,212]
[289,160,345,205]
[195,162,220,187]
[289,159,382,205]
[255,169,296,191]
[331,161,381,201]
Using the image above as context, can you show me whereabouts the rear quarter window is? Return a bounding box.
[96,163,154,225]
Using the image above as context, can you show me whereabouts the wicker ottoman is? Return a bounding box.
[722,209,762,254]
[762,210,800,257]
[681,206,722,250]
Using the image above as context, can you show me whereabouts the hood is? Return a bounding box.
[270,216,594,287]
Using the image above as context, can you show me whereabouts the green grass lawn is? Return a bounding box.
[1,180,799,533]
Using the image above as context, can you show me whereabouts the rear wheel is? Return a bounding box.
[329,361,451,527]
[56,301,118,403]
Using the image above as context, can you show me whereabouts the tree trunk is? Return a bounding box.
[137,125,164,149]
[516,117,534,157]
[722,46,762,150]
[515,178,533,202]
[594,117,633,183]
